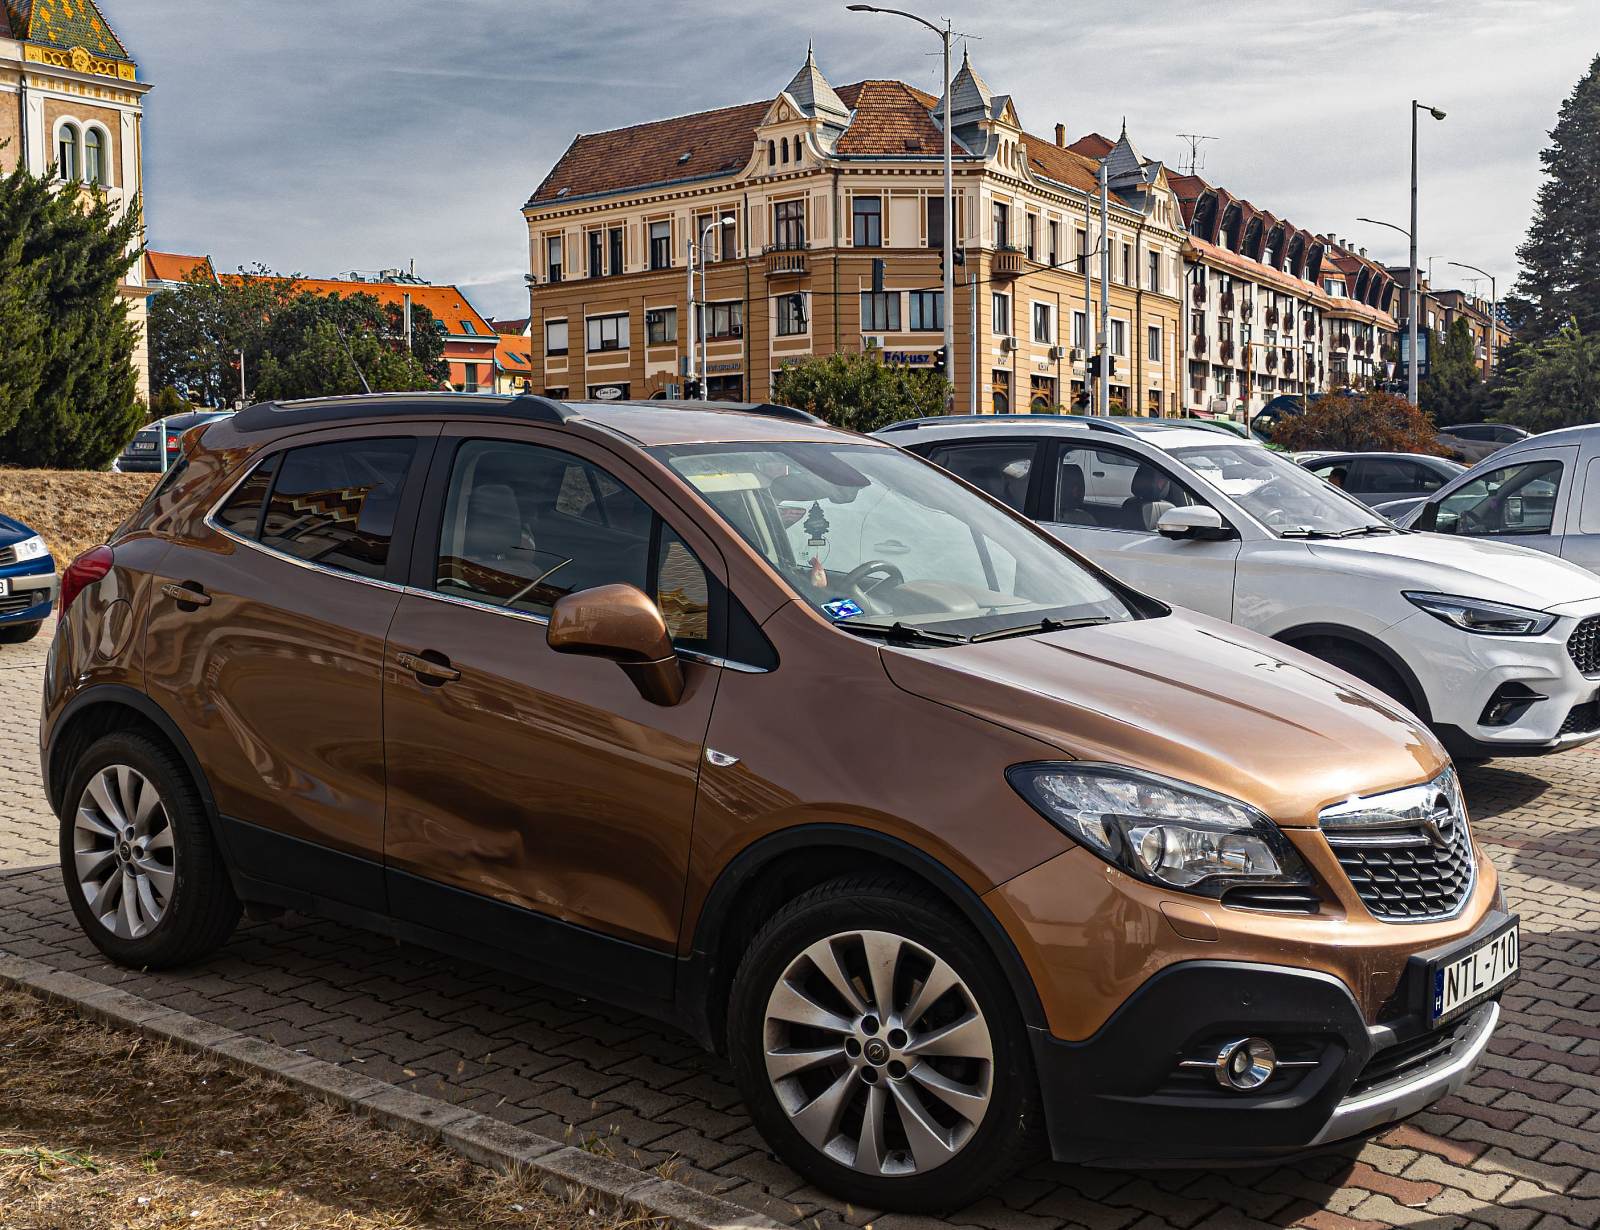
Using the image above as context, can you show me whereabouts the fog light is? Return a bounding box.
[1215,1037,1276,1091]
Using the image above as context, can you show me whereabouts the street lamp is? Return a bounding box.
[687,215,736,401]
[1448,260,1498,374]
[848,4,954,409]
[1408,101,1446,405]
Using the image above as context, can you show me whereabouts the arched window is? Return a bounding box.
[57,124,80,181]
[84,128,105,185]
[767,140,776,165]
[781,137,789,164]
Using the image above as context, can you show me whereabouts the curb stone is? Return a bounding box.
[0,949,787,1230]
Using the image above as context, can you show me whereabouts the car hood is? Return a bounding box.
[1306,531,1600,609]
[880,612,1446,828]
[0,511,36,545]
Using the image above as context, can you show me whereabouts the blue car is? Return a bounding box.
[0,512,57,643]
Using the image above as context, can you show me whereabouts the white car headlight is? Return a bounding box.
[1007,763,1310,896]
[1403,591,1555,636]
[10,534,49,562]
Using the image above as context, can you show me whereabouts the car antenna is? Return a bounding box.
[333,324,373,394]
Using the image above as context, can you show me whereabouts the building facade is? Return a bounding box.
[1169,175,1399,419]
[1389,275,1507,379]
[522,49,1187,415]
[0,0,150,397]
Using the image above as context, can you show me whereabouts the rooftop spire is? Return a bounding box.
[781,41,849,124]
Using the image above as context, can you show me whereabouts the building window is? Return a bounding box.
[56,124,79,181]
[462,365,481,393]
[852,196,883,247]
[1032,302,1054,345]
[993,202,1010,248]
[992,292,1010,335]
[781,137,790,164]
[646,308,677,345]
[768,139,776,165]
[1147,325,1162,362]
[588,231,604,278]
[84,127,105,185]
[1110,319,1127,356]
[991,369,1011,413]
[909,291,943,331]
[1029,374,1057,412]
[861,291,900,332]
[776,293,808,336]
[544,318,568,356]
[719,209,737,260]
[704,301,743,339]
[544,387,570,398]
[927,195,945,249]
[1048,220,1059,266]
[1072,311,1087,349]
[1075,227,1088,269]
[546,235,562,283]
[773,199,805,249]
[1147,249,1161,292]
[649,221,672,270]
[586,313,629,352]
[1121,243,1132,285]
[1025,214,1038,261]
[609,227,624,275]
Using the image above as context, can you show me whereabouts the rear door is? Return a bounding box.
[145,425,437,911]
[1563,451,1600,573]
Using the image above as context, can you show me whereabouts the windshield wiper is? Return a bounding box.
[832,620,967,645]
[1331,524,1400,536]
[1277,527,1339,539]
[1280,525,1399,539]
[967,616,1113,643]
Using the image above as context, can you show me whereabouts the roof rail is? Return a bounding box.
[231,392,575,433]
[878,412,1138,437]
[631,399,825,425]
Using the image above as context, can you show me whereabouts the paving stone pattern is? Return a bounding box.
[4,622,1600,1229]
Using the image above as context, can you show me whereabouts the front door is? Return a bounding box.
[1417,447,1580,560]
[381,426,724,1003]
[1561,454,1600,574]
[1039,440,1240,619]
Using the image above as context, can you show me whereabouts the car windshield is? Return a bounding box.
[1169,443,1391,537]
[655,441,1139,641]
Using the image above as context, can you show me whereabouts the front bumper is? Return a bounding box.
[1031,910,1513,1165]
[0,566,57,623]
[1389,608,1600,756]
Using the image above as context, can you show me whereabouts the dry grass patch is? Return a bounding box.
[0,468,156,564]
[0,988,656,1230]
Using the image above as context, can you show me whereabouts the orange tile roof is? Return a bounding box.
[495,333,532,371]
[834,80,945,154]
[144,251,214,284]
[270,278,496,340]
[1020,131,1102,193]
[1066,133,1113,159]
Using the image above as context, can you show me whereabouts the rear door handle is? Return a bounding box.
[161,582,211,608]
[396,650,461,684]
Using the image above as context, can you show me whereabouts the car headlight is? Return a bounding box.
[1007,763,1309,897]
[10,535,49,562]
[1403,591,1555,636]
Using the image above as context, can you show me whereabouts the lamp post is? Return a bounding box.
[1357,214,1416,395]
[848,4,954,409]
[687,216,736,401]
[1448,259,1498,375]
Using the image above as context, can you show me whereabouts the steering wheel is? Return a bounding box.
[843,559,904,612]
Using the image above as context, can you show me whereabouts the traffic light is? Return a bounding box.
[937,246,966,279]
[682,378,702,399]
[933,346,948,376]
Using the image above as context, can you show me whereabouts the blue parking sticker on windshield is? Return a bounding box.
[823,598,863,620]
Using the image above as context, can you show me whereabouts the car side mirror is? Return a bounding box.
[1156,505,1231,541]
[547,583,685,706]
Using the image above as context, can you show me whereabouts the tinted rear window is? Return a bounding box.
[213,455,279,538]
[257,438,416,579]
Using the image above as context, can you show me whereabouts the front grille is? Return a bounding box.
[1320,770,1475,922]
[1559,700,1600,737]
[1571,616,1600,675]
[0,591,41,616]
[0,545,14,566]
[1221,885,1323,914]
[1348,1006,1485,1099]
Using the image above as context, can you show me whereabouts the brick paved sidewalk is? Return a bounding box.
[4,627,1600,1230]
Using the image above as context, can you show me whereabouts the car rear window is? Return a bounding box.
[213,455,279,538]
[254,438,416,579]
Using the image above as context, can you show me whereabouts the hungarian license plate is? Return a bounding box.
[132,441,156,451]
[1431,919,1518,1025]
[0,578,8,597]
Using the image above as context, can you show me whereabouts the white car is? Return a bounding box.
[877,415,1600,760]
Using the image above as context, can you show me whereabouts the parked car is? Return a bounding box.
[1251,390,1354,437]
[0,512,56,642]
[118,410,234,472]
[1299,452,1465,508]
[1392,422,1600,575]
[880,414,1600,761]
[46,393,1514,1210]
[1177,417,1273,446]
[1435,422,1532,465]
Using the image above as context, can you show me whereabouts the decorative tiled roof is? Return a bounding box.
[833,81,946,156]
[782,42,850,125]
[937,47,995,129]
[223,275,497,342]
[4,0,131,60]
[144,252,215,285]
[1020,131,1101,194]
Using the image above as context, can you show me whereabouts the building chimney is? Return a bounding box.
[1054,123,1066,148]
[1359,247,1367,257]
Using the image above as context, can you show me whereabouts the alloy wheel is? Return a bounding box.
[73,765,176,940]
[762,929,994,1178]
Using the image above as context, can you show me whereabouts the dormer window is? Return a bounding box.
[781,137,790,164]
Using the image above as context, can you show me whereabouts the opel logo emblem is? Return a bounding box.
[1421,794,1457,849]
[864,1039,890,1065]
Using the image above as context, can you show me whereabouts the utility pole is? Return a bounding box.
[1097,160,1110,417]
[970,270,978,411]
[1409,100,1446,404]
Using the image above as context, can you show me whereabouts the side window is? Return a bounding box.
[1354,458,1422,494]
[1059,445,1195,532]
[1414,462,1449,492]
[1432,459,1563,537]
[656,527,711,651]
[1579,458,1600,535]
[214,455,279,537]
[258,438,416,579]
[925,440,1037,513]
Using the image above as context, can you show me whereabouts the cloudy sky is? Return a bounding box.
[114,0,1593,319]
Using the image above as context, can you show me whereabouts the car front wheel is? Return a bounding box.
[728,876,1042,1211]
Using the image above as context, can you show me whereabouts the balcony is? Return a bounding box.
[992,247,1026,279]
[764,245,808,277]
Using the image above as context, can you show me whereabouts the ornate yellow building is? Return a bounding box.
[1,0,150,397]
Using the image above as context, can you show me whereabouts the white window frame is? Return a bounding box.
[1031,301,1055,345]
[585,312,630,352]
[544,318,569,356]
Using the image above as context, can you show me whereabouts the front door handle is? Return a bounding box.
[396,650,461,684]
[161,582,211,608]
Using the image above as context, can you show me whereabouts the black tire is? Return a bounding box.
[0,620,42,644]
[59,731,240,968]
[1299,638,1419,716]
[727,875,1043,1212]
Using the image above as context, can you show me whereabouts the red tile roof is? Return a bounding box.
[495,333,532,373]
[223,276,496,341]
[144,251,214,284]
[1021,131,1102,193]
[833,80,946,154]
[1066,133,1113,159]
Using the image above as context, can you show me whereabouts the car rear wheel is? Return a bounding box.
[0,620,42,644]
[727,876,1042,1211]
[60,731,240,968]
